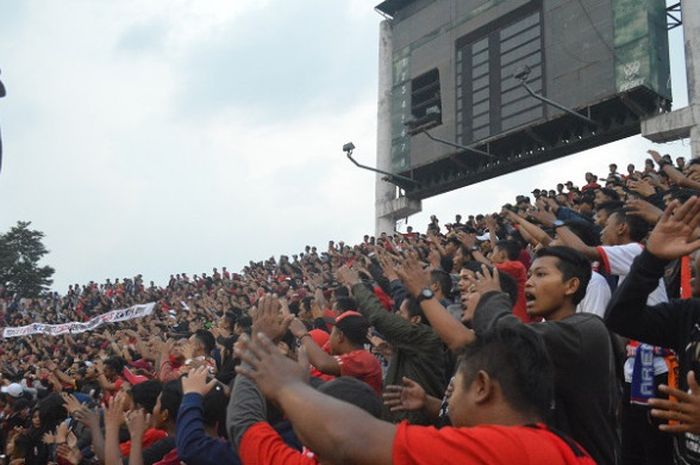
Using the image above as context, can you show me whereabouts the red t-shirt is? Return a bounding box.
[393,422,596,465]
[119,428,168,456]
[240,422,317,465]
[495,261,533,323]
[334,349,383,395]
[153,448,179,465]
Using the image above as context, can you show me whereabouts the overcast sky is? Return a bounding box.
[0,1,691,292]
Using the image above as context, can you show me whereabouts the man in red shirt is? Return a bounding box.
[289,311,382,395]
[234,324,596,465]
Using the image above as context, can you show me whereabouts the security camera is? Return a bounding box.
[342,142,356,153]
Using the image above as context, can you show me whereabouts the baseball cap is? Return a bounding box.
[309,329,330,347]
[1,383,24,398]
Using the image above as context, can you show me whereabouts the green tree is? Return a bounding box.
[0,221,55,297]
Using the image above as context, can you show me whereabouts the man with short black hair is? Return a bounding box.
[189,330,217,374]
[470,246,620,465]
[288,311,382,395]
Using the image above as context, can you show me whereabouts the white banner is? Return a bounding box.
[2,302,156,338]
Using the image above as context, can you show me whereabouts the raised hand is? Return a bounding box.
[465,264,502,296]
[181,366,218,396]
[252,294,293,342]
[529,208,557,227]
[627,179,656,197]
[383,377,427,412]
[626,198,663,224]
[61,393,82,416]
[395,255,431,299]
[288,318,309,339]
[73,407,100,431]
[104,393,126,428]
[335,265,361,287]
[124,409,151,441]
[456,230,476,249]
[647,197,700,260]
[56,443,82,465]
[427,246,441,268]
[648,149,663,164]
[649,371,700,434]
[235,333,309,399]
[377,252,399,282]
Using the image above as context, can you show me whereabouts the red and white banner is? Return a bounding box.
[2,302,156,338]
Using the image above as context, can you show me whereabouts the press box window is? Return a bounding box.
[411,68,442,126]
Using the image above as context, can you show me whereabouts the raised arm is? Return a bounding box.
[289,318,341,375]
[505,211,552,247]
[649,150,700,190]
[555,225,601,261]
[104,395,126,465]
[394,258,475,351]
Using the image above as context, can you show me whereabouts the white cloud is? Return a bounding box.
[0,0,690,292]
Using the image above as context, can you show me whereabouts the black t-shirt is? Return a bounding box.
[607,250,700,464]
[473,293,620,465]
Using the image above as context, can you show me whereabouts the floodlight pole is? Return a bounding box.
[420,129,496,158]
[345,148,419,187]
[516,67,598,127]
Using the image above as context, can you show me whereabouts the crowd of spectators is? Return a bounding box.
[1,149,700,465]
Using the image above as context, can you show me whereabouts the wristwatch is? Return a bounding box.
[553,220,565,228]
[416,288,435,303]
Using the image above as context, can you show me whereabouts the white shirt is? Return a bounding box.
[596,243,668,305]
[596,243,670,381]
[576,271,611,318]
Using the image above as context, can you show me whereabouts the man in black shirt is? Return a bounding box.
[471,246,620,465]
[606,196,700,465]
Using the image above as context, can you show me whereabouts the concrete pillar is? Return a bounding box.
[375,20,399,235]
[642,0,700,156]
[683,0,700,157]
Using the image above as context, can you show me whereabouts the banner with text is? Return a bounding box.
[2,303,156,338]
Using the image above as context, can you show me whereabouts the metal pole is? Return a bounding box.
[346,151,419,186]
[519,79,599,127]
[420,129,496,158]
